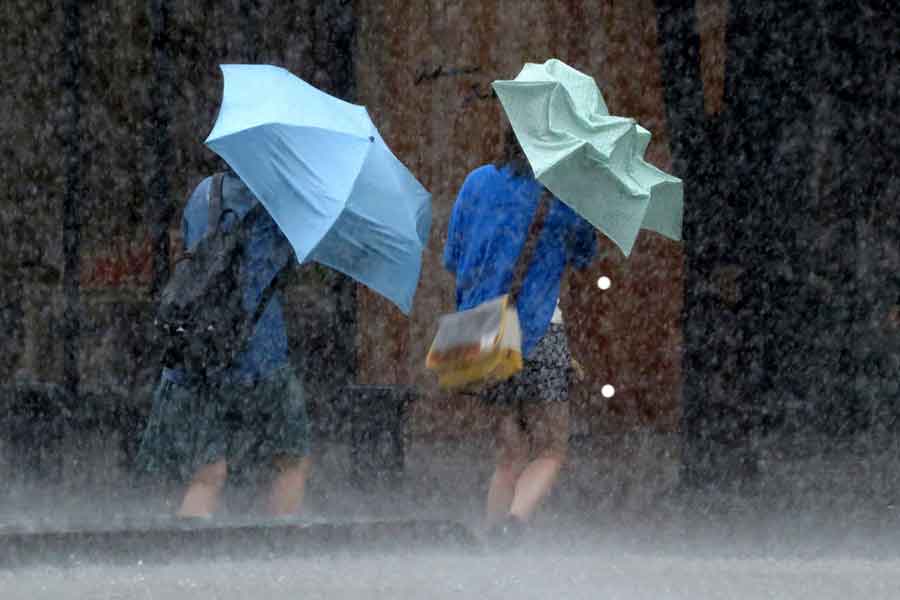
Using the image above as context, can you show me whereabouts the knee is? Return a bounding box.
[527,402,570,465]
[535,444,568,468]
[273,454,313,476]
[531,429,569,467]
[193,460,228,488]
[493,460,525,487]
[495,441,529,478]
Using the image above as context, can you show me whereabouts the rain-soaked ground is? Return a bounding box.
[3,538,900,599]
[4,435,900,596]
[3,498,900,598]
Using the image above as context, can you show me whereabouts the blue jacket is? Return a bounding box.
[163,172,291,385]
[443,165,597,356]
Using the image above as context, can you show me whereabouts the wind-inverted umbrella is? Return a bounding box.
[492,59,683,257]
[206,64,432,314]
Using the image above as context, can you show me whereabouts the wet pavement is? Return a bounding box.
[3,434,900,596]
[0,517,476,567]
[3,549,900,599]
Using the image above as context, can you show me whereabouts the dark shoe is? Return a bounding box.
[487,514,527,547]
[172,513,215,529]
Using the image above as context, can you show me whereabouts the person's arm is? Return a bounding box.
[563,218,598,381]
[443,175,474,275]
[567,215,598,271]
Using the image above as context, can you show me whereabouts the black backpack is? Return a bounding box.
[154,172,287,378]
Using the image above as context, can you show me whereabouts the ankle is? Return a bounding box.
[486,513,528,546]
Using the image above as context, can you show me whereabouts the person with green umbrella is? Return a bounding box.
[492,59,683,258]
[443,122,598,540]
[444,59,683,540]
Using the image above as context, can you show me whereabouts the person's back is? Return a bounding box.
[139,171,312,519]
[163,171,291,386]
[444,163,596,357]
[442,123,599,541]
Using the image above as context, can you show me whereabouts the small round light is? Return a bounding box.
[601,384,615,398]
[597,276,611,290]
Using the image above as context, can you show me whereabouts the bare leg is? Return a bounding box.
[485,411,529,529]
[266,455,313,517]
[178,459,228,518]
[486,463,525,528]
[508,457,564,521]
[508,402,569,522]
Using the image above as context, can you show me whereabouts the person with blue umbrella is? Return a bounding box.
[205,64,431,316]
[138,64,432,520]
[137,168,313,519]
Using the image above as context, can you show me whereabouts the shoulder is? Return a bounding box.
[458,164,504,201]
[463,164,501,186]
[185,176,213,211]
[193,174,216,194]
[181,176,213,226]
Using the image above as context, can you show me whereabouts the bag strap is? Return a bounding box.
[227,204,295,365]
[207,172,226,232]
[508,190,551,303]
[245,217,291,333]
[228,262,288,366]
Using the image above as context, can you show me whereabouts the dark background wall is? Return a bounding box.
[658,0,900,482]
[1,1,899,489]
[0,0,357,411]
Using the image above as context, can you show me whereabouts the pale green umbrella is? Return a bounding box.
[492,59,683,256]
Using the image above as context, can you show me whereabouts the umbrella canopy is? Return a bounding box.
[206,64,432,314]
[492,59,683,256]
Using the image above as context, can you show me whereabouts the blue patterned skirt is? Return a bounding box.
[481,323,572,406]
[136,366,311,483]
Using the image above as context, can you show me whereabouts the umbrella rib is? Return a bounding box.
[207,122,372,145]
[300,130,377,260]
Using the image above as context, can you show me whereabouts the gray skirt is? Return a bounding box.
[481,323,572,407]
[136,366,311,484]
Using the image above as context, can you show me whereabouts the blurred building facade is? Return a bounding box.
[2,1,898,488]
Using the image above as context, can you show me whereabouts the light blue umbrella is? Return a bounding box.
[205,64,432,314]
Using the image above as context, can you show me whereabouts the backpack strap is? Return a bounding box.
[508,190,551,304]
[207,172,226,233]
[244,202,293,329]
[226,203,295,366]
